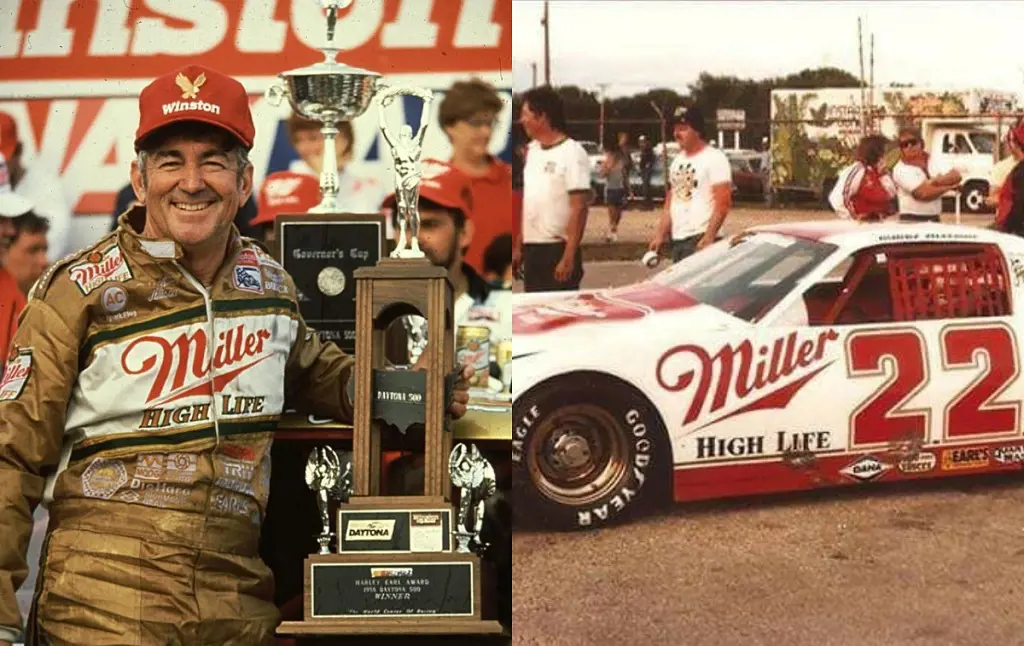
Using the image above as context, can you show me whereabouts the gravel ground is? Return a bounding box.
[512,206,1024,646]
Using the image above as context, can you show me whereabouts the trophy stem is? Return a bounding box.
[309,113,341,214]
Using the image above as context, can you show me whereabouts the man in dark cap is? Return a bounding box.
[648,106,733,262]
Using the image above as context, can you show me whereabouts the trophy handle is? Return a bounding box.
[265,82,289,108]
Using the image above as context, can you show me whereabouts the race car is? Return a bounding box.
[512,220,1024,530]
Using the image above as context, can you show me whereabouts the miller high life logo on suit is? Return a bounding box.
[69,245,133,295]
[0,349,32,401]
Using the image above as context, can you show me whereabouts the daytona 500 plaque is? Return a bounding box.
[276,213,386,353]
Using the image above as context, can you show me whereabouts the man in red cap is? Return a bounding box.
[0,113,73,264]
[0,153,31,360]
[0,64,474,646]
[251,170,322,246]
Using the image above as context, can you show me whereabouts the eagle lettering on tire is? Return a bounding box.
[511,372,669,530]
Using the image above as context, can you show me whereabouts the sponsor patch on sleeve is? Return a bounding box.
[232,249,264,294]
[0,348,33,401]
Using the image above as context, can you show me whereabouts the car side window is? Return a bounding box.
[799,243,1012,327]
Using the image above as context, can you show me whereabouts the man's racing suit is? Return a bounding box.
[0,207,354,645]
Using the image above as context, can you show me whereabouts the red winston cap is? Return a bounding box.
[135,64,255,151]
[384,160,473,221]
[252,171,321,226]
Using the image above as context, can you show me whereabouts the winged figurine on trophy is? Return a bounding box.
[304,446,353,554]
[449,444,497,554]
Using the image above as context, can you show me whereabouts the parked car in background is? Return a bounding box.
[726,149,770,201]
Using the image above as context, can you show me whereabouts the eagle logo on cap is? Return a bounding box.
[175,72,207,100]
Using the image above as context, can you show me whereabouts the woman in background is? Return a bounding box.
[828,134,897,222]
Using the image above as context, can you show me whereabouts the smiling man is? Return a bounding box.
[0,64,474,646]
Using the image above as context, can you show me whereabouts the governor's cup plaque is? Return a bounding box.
[274,0,503,637]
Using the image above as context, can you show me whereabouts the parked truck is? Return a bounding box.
[769,87,1019,212]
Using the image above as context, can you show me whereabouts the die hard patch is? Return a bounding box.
[233,249,263,294]
[0,348,32,401]
[81,458,128,499]
[68,245,133,295]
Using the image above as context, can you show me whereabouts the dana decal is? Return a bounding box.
[233,249,264,294]
[0,349,33,401]
[656,329,840,427]
[68,245,133,295]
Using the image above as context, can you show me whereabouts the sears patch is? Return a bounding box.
[232,249,264,294]
[69,245,133,295]
[0,348,32,401]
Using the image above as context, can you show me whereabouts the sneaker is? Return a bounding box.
[605,231,619,243]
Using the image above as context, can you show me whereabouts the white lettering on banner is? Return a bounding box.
[453,0,502,47]
[291,0,383,52]
[237,0,287,54]
[132,0,229,57]
[22,0,73,58]
[381,0,439,48]
[88,0,131,56]
[0,3,21,57]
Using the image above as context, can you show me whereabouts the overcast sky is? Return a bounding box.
[512,1,1024,97]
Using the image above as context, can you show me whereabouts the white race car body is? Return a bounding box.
[513,221,1024,528]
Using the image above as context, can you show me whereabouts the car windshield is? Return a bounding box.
[651,232,837,322]
[969,132,995,154]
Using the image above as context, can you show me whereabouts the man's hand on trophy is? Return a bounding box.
[447,363,475,420]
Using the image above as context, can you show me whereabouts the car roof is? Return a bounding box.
[747,220,1020,251]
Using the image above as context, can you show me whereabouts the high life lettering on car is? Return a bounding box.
[655,329,841,427]
[0,0,512,251]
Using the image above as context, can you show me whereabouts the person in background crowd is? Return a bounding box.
[891,126,961,222]
[511,129,526,280]
[599,132,631,243]
[829,135,898,222]
[638,135,656,209]
[648,106,732,263]
[518,85,590,292]
[110,182,262,239]
[987,131,1019,209]
[483,232,513,288]
[251,171,321,247]
[285,113,385,215]
[0,113,72,263]
[993,120,1024,235]
[4,211,49,295]
[0,153,30,361]
[428,78,512,277]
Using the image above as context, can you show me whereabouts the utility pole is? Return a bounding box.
[598,83,610,148]
[531,62,538,88]
[542,0,551,85]
[858,17,866,137]
[869,33,875,133]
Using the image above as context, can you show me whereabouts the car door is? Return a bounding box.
[788,242,1021,463]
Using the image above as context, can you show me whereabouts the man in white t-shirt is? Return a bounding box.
[648,106,732,262]
[891,126,961,223]
[987,132,1020,209]
[518,86,591,292]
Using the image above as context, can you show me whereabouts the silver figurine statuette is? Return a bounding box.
[265,0,435,236]
[449,443,497,554]
[379,85,433,259]
[305,446,353,554]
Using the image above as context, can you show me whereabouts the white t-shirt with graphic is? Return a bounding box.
[522,139,591,244]
[668,145,732,240]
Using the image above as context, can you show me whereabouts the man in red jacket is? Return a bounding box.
[0,153,30,361]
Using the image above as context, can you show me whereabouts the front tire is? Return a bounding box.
[512,372,670,530]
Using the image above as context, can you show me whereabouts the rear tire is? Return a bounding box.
[511,372,670,531]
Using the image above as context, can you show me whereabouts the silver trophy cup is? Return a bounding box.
[265,0,433,259]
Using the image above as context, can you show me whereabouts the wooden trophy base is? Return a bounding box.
[277,551,504,637]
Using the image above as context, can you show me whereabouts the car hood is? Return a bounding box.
[512,281,741,349]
